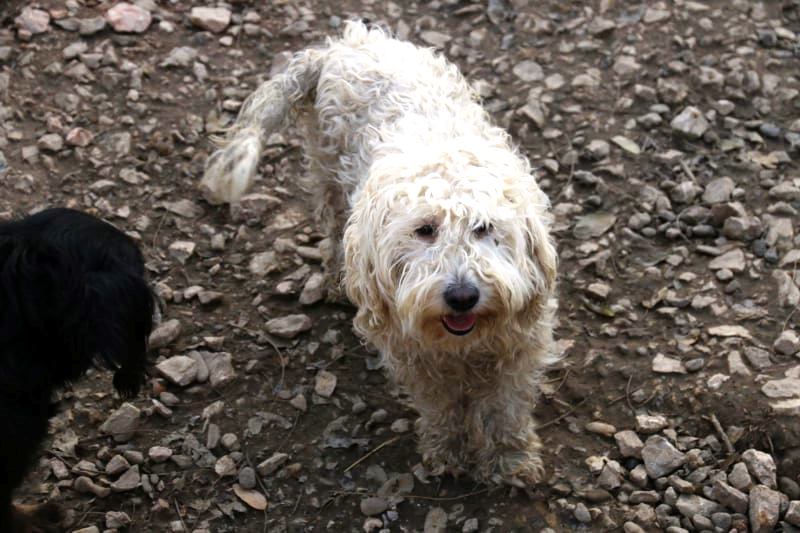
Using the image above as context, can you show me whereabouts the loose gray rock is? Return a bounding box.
[106,3,151,33]
[729,462,754,491]
[360,497,389,516]
[156,356,198,387]
[513,60,544,82]
[749,485,781,533]
[205,352,236,388]
[708,249,745,272]
[299,272,327,305]
[636,414,669,434]
[711,480,749,514]
[424,507,448,532]
[105,511,131,529]
[161,46,199,68]
[703,177,735,204]
[111,465,141,492]
[675,494,722,519]
[742,449,777,489]
[149,319,181,349]
[74,476,110,498]
[15,7,51,35]
[99,403,140,442]
[265,314,312,339]
[786,501,800,527]
[642,435,686,478]
[774,330,800,356]
[671,106,709,138]
[257,452,289,476]
[189,7,231,33]
[315,370,337,398]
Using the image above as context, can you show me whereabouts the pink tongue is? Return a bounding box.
[443,313,476,331]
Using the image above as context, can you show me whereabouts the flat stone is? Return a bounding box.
[257,452,289,476]
[711,480,749,514]
[573,212,616,239]
[774,270,800,308]
[111,465,140,492]
[149,319,181,349]
[513,60,544,82]
[15,7,50,34]
[360,497,389,516]
[786,501,800,527]
[169,240,195,264]
[37,133,64,152]
[299,272,327,305]
[249,251,279,276]
[189,7,231,33]
[204,352,236,388]
[148,446,173,463]
[585,421,616,437]
[636,414,669,433]
[424,507,448,532]
[775,330,800,356]
[749,485,781,533]
[675,494,722,519]
[671,106,709,138]
[214,455,237,477]
[106,455,130,476]
[642,435,686,478]
[708,249,745,272]
[653,353,687,374]
[160,46,199,68]
[106,3,151,33]
[314,370,337,398]
[419,31,451,48]
[66,127,94,147]
[79,17,107,35]
[771,398,800,416]
[762,378,800,399]
[73,476,110,498]
[99,403,140,442]
[156,356,198,387]
[744,347,772,370]
[708,324,752,340]
[703,177,735,204]
[728,462,753,491]
[742,449,777,488]
[615,430,644,458]
[265,314,312,339]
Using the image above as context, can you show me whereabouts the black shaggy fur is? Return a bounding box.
[0,208,154,532]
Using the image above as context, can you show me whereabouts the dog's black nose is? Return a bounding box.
[444,283,480,312]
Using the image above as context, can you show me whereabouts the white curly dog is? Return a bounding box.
[202,21,558,486]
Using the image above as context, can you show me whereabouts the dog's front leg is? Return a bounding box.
[466,380,545,487]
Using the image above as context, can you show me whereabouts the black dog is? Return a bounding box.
[0,208,154,532]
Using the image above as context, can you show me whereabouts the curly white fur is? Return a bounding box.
[202,21,559,486]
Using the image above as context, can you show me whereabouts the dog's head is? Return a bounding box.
[0,209,155,396]
[344,137,556,354]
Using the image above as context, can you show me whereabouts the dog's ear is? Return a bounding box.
[516,177,557,318]
[342,197,393,342]
[84,269,155,397]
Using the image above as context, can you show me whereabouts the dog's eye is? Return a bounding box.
[474,222,492,237]
[414,224,437,239]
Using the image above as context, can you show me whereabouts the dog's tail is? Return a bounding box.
[200,49,324,204]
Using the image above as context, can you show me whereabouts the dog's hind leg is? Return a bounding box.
[0,394,61,532]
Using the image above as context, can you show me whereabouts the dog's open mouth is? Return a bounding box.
[442,313,477,336]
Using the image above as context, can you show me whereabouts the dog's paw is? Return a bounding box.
[12,502,63,533]
[492,450,545,487]
[421,449,467,479]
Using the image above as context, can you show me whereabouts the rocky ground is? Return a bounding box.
[2,0,800,531]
